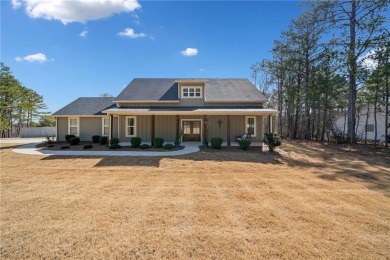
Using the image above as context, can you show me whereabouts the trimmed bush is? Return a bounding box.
[110,138,120,145]
[109,144,121,149]
[99,136,108,145]
[92,135,100,143]
[131,137,142,148]
[164,143,174,150]
[154,137,164,148]
[83,144,93,149]
[140,144,150,149]
[211,137,223,149]
[60,145,70,149]
[239,139,251,150]
[69,137,80,145]
[65,134,76,143]
[262,132,282,152]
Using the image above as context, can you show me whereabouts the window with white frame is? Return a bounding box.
[246,116,256,137]
[126,116,136,137]
[69,117,79,136]
[102,117,110,136]
[365,124,374,132]
[181,87,202,98]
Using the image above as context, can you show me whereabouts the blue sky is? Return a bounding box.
[2,0,303,113]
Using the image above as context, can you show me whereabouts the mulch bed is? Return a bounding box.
[36,142,185,152]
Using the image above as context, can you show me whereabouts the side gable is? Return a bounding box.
[52,97,115,116]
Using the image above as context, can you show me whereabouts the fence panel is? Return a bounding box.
[20,127,56,137]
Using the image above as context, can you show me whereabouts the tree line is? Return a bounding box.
[0,62,54,138]
[252,0,389,147]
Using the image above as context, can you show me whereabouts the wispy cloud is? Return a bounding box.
[181,48,198,57]
[118,28,146,38]
[15,53,49,63]
[80,30,88,37]
[12,0,141,24]
[198,68,206,72]
[360,49,378,71]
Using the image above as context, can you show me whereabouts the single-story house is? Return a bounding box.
[334,106,390,141]
[53,78,278,145]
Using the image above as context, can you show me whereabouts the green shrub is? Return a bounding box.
[99,136,108,145]
[83,144,93,149]
[262,132,282,152]
[239,139,251,150]
[211,137,223,149]
[109,144,121,149]
[60,145,70,149]
[46,144,54,148]
[65,134,76,143]
[140,144,150,149]
[110,138,120,145]
[164,143,174,150]
[92,135,100,143]
[131,137,142,148]
[69,137,80,145]
[154,137,164,148]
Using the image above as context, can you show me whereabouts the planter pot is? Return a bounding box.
[203,141,209,147]
[174,141,181,147]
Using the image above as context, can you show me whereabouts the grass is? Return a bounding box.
[1,141,389,258]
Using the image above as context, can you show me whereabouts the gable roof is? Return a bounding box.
[114,78,267,102]
[52,97,115,116]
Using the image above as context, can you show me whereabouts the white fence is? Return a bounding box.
[20,127,56,137]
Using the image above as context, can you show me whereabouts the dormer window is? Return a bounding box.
[181,86,202,98]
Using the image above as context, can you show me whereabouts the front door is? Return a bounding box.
[182,121,201,141]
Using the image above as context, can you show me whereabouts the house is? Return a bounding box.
[334,106,390,141]
[53,78,278,145]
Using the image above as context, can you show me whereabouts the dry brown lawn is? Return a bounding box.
[1,141,389,259]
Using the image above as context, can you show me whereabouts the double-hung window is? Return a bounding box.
[245,116,256,137]
[365,124,374,132]
[69,118,79,136]
[181,87,202,98]
[126,116,136,137]
[102,117,110,136]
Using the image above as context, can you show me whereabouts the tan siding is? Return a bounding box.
[155,116,176,142]
[204,102,264,107]
[207,115,227,141]
[118,102,179,107]
[79,117,102,141]
[257,116,264,142]
[57,117,68,141]
[179,98,204,106]
[113,117,119,138]
[137,115,151,142]
[119,116,126,141]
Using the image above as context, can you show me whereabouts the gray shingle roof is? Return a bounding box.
[52,97,115,116]
[114,78,267,102]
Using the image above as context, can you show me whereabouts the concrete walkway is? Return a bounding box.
[11,141,200,157]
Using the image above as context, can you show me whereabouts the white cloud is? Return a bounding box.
[12,0,22,9]
[181,48,198,57]
[198,68,206,72]
[360,49,378,71]
[12,0,141,24]
[80,30,88,37]
[15,53,48,63]
[118,28,146,38]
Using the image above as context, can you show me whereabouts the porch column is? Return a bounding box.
[268,115,273,133]
[203,115,208,143]
[227,115,231,146]
[151,115,155,146]
[176,115,180,141]
[110,114,114,139]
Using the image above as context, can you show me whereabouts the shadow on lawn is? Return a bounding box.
[282,141,390,196]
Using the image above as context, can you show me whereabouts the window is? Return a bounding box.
[102,117,110,136]
[69,117,79,136]
[126,116,136,137]
[365,124,374,132]
[181,87,202,98]
[246,116,256,137]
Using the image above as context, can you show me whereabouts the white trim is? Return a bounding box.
[245,116,256,137]
[102,117,110,136]
[180,118,203,142]
[125,116,137,137]
[180,86,203,99]
[68,117,79,136]
[101,109,278,116]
